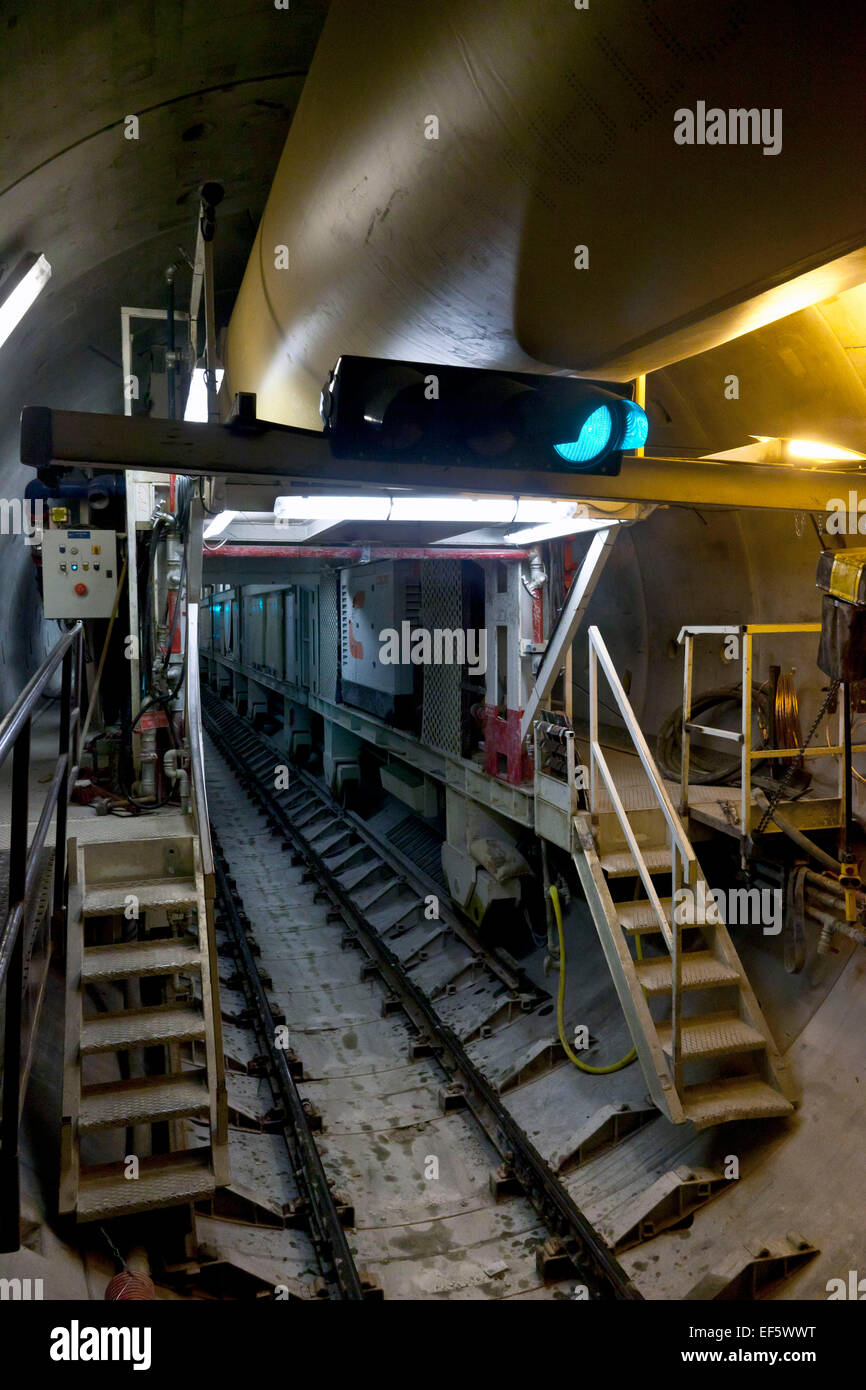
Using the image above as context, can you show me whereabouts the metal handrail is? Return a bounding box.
[0,622,83,1251]
[0,624,81,764]
[588,626,695,865]
[676,621,858,833]
[185,601,213,879]
[587,624,693,1093]
[591,745,675,954]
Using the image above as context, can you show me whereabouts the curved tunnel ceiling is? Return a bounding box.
[0,1,329,706]
[2,0,866,708]
[224,0,866,439]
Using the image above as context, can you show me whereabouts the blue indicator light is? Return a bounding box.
[621,400,649,449]
[71,563,78,571]
[554,406,612,464]
[258,598,264,609]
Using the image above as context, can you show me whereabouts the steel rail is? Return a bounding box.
[202,691,640,1301]
[210,829,366,1301]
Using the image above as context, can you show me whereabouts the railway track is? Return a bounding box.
[201,687,639,1301]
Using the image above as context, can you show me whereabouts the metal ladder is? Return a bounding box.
[60,826,228,1221]
[569,627,796,1128]
[59,591,228,1221]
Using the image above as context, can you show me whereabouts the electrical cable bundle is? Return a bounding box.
[656,684,771,786]
[174,475,194,535]
[118,502,190,809]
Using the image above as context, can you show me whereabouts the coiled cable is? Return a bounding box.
[656,684,771,786]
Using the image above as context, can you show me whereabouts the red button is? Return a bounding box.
[74,582,88,596]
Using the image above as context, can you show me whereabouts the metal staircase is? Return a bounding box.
[569,627,796,1129]
[60,824,228,1221]
[59,593,229,1221]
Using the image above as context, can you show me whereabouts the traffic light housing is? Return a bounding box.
[320,356,647,477]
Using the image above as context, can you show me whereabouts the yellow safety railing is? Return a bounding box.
[677,623,866,837]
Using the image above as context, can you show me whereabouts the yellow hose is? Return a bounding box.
[550,884,638,1074]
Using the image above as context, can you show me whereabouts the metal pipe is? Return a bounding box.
[189,222,205,362]
[754,797,843,876]
[206,544,532,560]
[803,870,865,906]
[807,887,848,914]
[526,549,546,644]
[807,908,866,949]
[163,747,190,813]
[199,183,224,425]
[843,682,853,859]
[166,266,176,421]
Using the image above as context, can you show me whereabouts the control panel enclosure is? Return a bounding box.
[42,529,119,619]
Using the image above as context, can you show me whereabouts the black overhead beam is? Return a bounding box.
[20,404,866,511]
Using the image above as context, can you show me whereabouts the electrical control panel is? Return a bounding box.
[41,529,119,619]
[340,561,420,703]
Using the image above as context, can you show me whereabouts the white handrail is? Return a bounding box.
[586,625,691,1093]
[185,600,213,879]
[588,626,695,868]
[592,744,674,953]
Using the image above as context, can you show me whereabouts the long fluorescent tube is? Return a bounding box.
[504,518,621,544]
[786,438,865,462]
[388,496,516,523]
[0,253,51,352]
[514,499,581,523]
[184,365,225,422]
[203,509,237,540]
[273,495,587,524]
[274,495,391,521]
[706,436,866,466]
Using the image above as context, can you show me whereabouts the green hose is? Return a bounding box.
[550,884,638,1074]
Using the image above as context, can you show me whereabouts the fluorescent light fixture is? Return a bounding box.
[275,495,390,521]
[184,365,225,422]
[388,496,517,523]
[705,436,866,466]
[0,253,51,352]
[504,518,621,545]
[786,438,865,463]
[512,499,577,523]
[203,509,237,540]
[273,494,588,525]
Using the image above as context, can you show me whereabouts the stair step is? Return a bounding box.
[79,1072,211,1131]
[657,1012,766,1059]
[681,1076,794,1128]
[600,848,671,878]
[77,1149,216,1221]
[618,898,674,934]
[81,1005,206,1054]
[82,938,201,983]
[635,951,739,995]
[83,878,198,915]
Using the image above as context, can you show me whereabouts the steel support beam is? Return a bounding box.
[21,407,866,511]
[520,527,619,744]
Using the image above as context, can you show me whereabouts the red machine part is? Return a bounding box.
[481,705,533,785]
